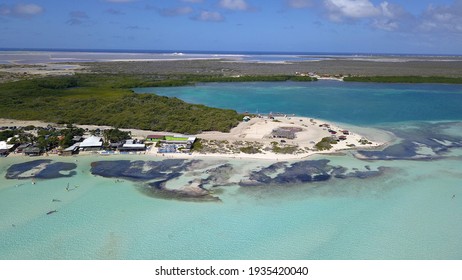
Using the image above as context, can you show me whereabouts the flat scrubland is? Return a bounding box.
[83,58,462,77]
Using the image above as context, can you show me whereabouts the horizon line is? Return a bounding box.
[1,47,461,57]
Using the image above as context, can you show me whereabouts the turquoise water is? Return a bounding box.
[135,81,462,125]
[2,81,462,259]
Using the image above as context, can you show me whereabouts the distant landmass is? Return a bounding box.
[1,48,462,65]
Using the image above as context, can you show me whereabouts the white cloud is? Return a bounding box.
[193,10,224,22]
[0,3,44,17]
[320,0,462,34]
[286,0,314,9]
[159,6,194,17]
[369,2,409,31]
[419,1,462,33]
[14,3,43,16]
[372,18,398,31]
[324,0,380,22]
[209,0,462,36]
[379,2,394,18]
[321,0,408,31]
[219,0,249,11]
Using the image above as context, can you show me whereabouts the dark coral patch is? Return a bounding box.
[358,122,462,160]
[6,160,77,180]
[90,159,187,181]
[239,159,384,187]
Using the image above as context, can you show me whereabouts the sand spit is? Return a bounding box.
[184,116,385,160]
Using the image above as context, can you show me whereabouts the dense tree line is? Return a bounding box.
[102,128,131,143]
[0,129,19,141]
[97,74,317,88]
[2,124,85,150]
[0,74,244,134]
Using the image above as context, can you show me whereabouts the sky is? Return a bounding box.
[1,0,462,54]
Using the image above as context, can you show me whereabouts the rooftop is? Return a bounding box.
[80,136,103,148]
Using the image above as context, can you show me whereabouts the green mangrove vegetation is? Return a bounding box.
[0,73,318,134]
[239,145,263,154]
[0,74,245,134]
[125,74,317,87]
[343,76,462,84]
[314,137,337,151]
[270,141,299,154]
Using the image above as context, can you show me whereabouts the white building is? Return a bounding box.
[79,136,103,151]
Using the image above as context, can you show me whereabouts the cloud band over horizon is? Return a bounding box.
[1,0,461,54]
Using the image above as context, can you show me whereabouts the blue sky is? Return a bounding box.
[1,0,461,54]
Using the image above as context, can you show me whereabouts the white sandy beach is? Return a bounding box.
[1,116,388,161]
[188,116,385,160]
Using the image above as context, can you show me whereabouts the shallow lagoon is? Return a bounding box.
[1,152,461,259]
[2,81,462,259]
[135,81,462,125]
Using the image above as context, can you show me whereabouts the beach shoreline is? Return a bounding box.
[0,115,388,161]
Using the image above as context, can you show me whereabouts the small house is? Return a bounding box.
[72,136,84,143]
[186,137,196,149]
[272,128,295,139]
[118,143,146,152]
[61,144,80,156]
[79,136,103,151]
[110,142,124,150]
[157,135,196,153]
[16,143,31,153]
[0,141,18,156]
[23,146,41,156]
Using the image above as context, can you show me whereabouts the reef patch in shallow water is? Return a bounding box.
[5,160,77,180]
[239,159,386,187]
[141,179,221,202]
[357,122,462,160]
[91,159,221,202]
[90,159,189,180]
[90,158,388,201]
